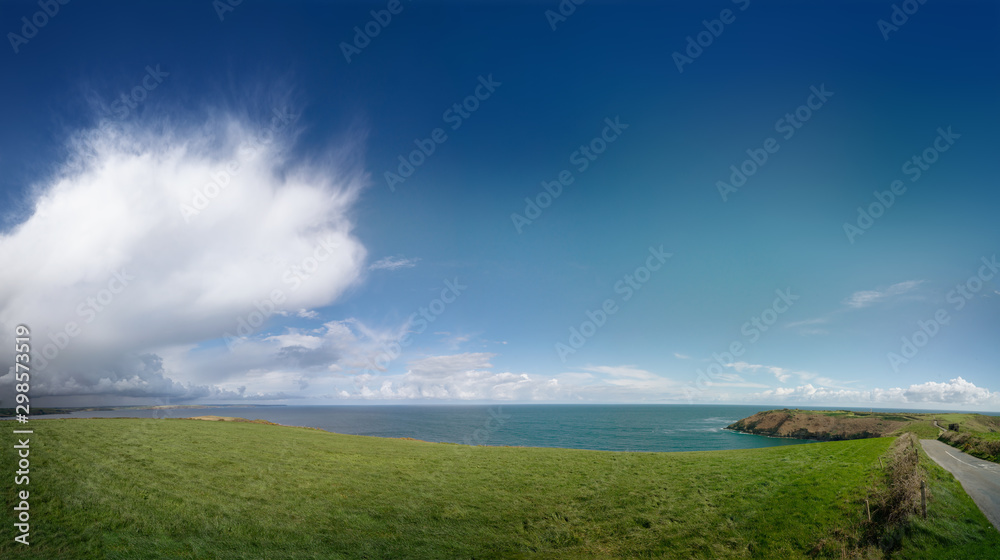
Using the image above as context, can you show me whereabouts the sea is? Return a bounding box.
[25,404,815,452]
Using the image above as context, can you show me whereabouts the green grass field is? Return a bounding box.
[2,418,997,559]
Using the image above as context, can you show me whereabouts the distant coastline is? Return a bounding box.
[0,404,285,418]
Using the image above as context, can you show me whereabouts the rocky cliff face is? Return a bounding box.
[726,410,906,441]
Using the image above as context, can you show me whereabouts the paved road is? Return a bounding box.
[921,439,1000,530]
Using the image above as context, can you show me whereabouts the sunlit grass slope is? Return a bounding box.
[0,418,996,559]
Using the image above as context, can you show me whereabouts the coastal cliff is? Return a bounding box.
[726,409,907,441]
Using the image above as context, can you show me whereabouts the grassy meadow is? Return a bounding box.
[1,418,998,559]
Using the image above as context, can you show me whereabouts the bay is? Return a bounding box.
[30,404,814,452]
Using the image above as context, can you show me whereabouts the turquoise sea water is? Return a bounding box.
[32,404,815,452]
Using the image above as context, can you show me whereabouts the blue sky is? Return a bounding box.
[1,0,998,409]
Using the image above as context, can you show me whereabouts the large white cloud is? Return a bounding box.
[901,377,993,403]
[0,112,367,400]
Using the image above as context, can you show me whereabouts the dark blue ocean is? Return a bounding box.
[31,404,814,452]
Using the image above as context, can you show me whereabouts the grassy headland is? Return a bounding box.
[725,409,1000,442]
[2,418,997,559]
